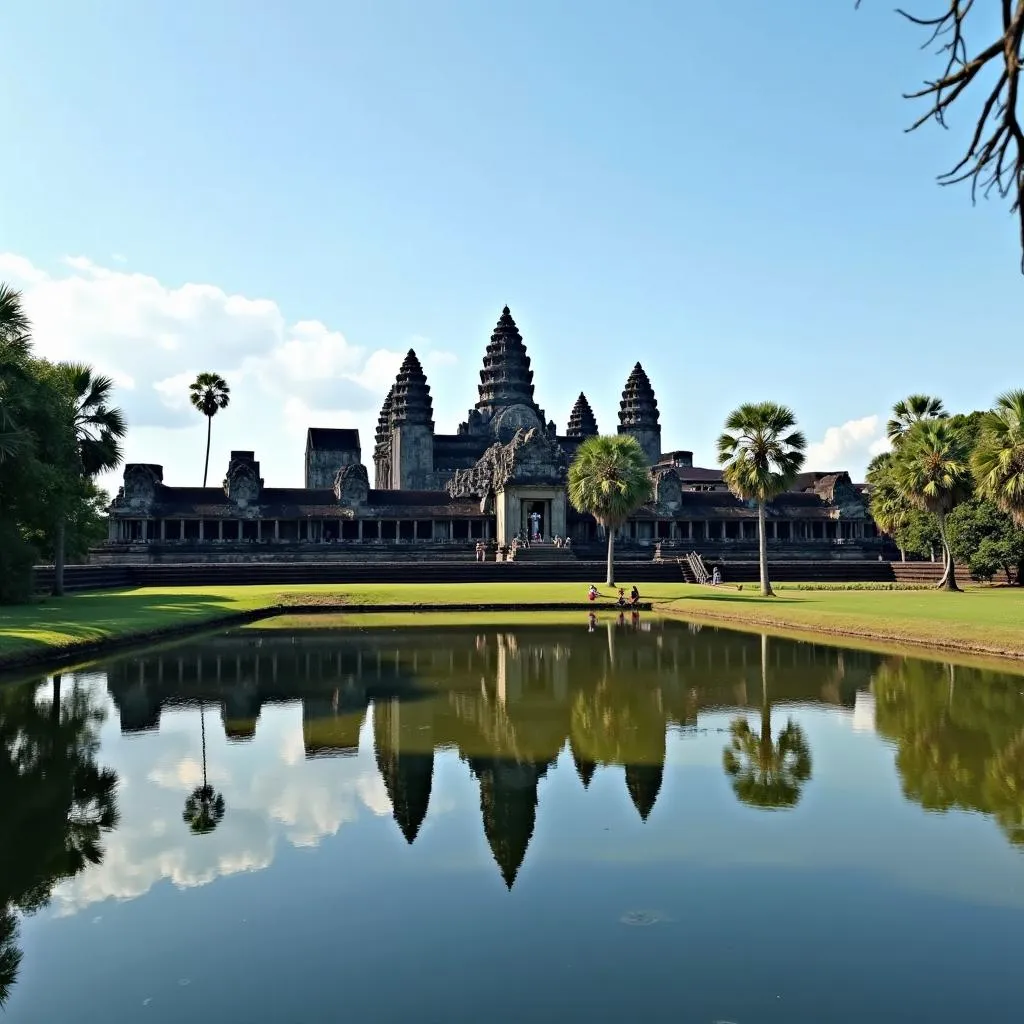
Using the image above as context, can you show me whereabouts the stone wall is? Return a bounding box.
[305,446,361,489]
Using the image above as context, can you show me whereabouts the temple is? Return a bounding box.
[102,306,879,562]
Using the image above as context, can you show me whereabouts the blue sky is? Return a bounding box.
[2,0,1019,489]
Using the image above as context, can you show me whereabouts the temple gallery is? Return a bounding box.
[104,307,879,561]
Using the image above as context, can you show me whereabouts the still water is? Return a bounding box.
[2,615,1023,1023]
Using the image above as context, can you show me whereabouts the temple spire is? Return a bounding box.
[617,363,660,429]
[476,306,539,414]
[374,385,394,447]
[566,392,599,438]
[391,350,434,428]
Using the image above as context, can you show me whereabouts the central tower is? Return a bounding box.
[461,306,550,441]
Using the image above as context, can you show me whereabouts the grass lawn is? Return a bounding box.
[1,580,1023,667]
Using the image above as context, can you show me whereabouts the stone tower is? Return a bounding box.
[373,385,394,489]
[617,362,661,464]
[471,306,548,440]
[566,392,598,438]
[390,350,435,490]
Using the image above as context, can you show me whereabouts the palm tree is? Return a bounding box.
[189,373,231,487]
[972,389,1024,528]
[567,434,652,586]
[0,285,32,464]
[51,364,127,596]
[0,284,31,354]
[183,703,225,835]
[891,419,971,591]
[716,402,807,597]
[886,394,947,447]
[722,634,812,810]
[867,454,910,560]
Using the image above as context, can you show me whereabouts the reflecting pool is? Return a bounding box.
[2,616,1023,1022]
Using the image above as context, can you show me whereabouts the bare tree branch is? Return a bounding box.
[858,1,1024,271]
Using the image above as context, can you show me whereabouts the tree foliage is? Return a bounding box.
[0,284,126,603]
[190,372,231,488]
[567,434,652,586]
[717,401,806,597]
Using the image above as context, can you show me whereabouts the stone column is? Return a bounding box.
[179,520,185,540]
[198,520,204,541]
[274,520,280,541]
[218,520,224,541]
[358,520,363,541]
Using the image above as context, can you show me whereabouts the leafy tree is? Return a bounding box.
[946,496,1024,583]
[891,419,973,590]
[972,389,1024,528]
[48,363,126,596]
[567,434,652,586]
[716,402,806,597]
[189,372,231,487]
[857,1,1024,272]
[887,394,947,447]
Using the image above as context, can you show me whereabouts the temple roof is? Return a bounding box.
[618,362,660,429]
[391,350,434,428]
[566,392,598,438]
[476,306,540,414]
[306,428,360,452]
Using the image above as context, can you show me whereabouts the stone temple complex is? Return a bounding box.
[103,306,879,562]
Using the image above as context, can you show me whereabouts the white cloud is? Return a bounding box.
[805,414,888,478]
[0,253,455,491]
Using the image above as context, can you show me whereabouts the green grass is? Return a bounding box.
[1,580,1023,666]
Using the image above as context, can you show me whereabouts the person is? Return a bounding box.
[616,587,626,608]
[712,566,721,586]
[588,584,598,601]
[564,536,572,550]
[629,585,640,607]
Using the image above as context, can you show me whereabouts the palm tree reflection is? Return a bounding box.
[722,634,812,810]
[183,702,225,835]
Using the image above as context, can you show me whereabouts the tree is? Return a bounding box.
[716,402,807,597]
[567,434,652,586]
[49,364,126,597]
[189,373,231,487]
[722,634,813,810]
[946,495,1024,583]
[972,389,1024,527]
[891,419,972,590]
[183,703,225,835]
[887,394,947,447]
[857,1,1024,273]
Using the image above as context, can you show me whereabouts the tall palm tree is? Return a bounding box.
[891,419,971,591]
[51,364,127,596]
[189,373,231,487]
[972,389,1024,528]
[567,434,652,586]
[183,703,225,835]
[722,634,813,810]
[886,394,947,447]
[866,454,910,560]
[717,402,807,597]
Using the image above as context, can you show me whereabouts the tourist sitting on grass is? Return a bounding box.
[616,588,627,607]
[630,585,640,607]
[588,584,599,601]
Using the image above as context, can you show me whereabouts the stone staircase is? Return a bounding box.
[509,543,579,563]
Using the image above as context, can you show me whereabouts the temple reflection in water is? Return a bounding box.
[100,619,882,887]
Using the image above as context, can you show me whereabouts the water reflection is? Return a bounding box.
[1,618,1023,1019]
[0,674,119,1006]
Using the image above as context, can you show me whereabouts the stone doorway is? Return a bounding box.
[524,500,547,542]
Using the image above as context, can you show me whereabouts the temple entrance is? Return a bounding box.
[524,500,547,542]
